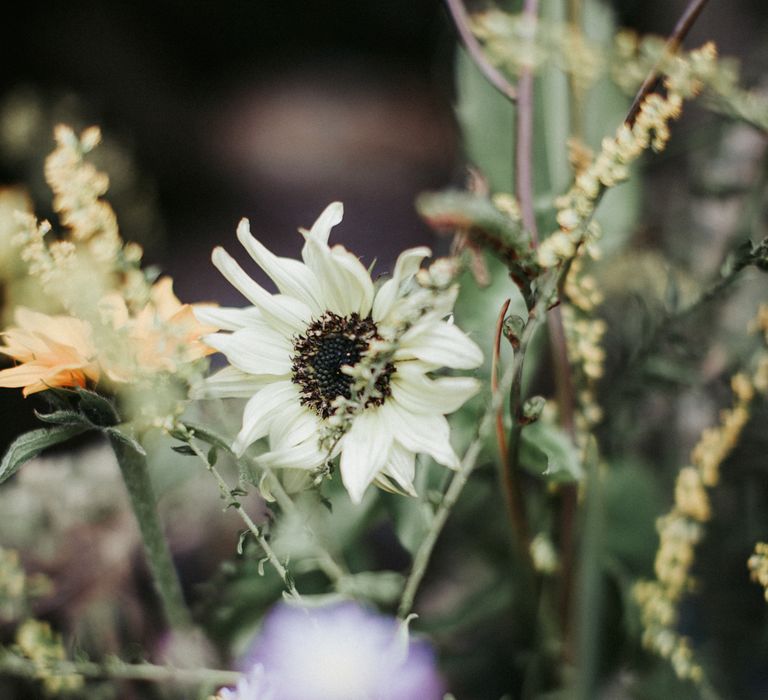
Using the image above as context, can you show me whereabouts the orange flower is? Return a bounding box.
[0,308,100,396]
[99,277,215,382]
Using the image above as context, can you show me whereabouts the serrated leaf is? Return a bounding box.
[104,427,147,456]
[34,409,93,427]
[519,420,583,482]
[75,388,120,427]
[0,425,92,484]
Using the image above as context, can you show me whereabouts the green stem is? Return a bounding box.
[109,436,192,630]
[260,465,348,583]
[0,651,240,687]
[186,440,301,601]
[398,315,538,618]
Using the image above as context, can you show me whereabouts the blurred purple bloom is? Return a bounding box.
[218,600,445,700]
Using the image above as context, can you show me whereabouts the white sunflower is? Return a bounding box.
[194,202,483,503]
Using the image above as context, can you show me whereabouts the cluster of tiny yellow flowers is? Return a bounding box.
[561,257,607,437]
[613,32,768,132]
[472,11,603,93]
[12,125,146,314]
[538,84,684,268]
[748,305,768,392]
[633,368,757,682]
[44,126,120,257]
[691,373,753,487]
[0,548,51,623]
[748,543,768,602]
[491,192,522,223]
[0,548,26,621]
[15,619,83,695]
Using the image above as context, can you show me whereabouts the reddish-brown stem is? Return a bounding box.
[493,298,511,461]
[515,0,539,246]
[493,298,531,554]
[624,0,711,127]
[444,0,518,103]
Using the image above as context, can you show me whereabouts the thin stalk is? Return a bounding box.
[398,273,557,619]
[109,436,192,630]
[259,464,348,583]
[494,297,530,549]
[444,0,517,102]
[186,440,300,601]
[0,653,240,687]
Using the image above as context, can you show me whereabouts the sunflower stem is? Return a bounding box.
[186,440,301,601]
[109,435,192,630]
[259,465,349,583]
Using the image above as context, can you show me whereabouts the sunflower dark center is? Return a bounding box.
[291,312,395,419]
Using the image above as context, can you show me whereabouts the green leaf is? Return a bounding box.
[74,388,120,427]
[104,427,147,456]
[455,46,515,192]
[171,444,196,456]
[0,424,92,484]
[519,420,583,482]
[181,422,234,454]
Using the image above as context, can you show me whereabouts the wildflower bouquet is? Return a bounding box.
[1,1,768,699]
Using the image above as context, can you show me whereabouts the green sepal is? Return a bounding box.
[34,409,94,427]
[74,387,120,427]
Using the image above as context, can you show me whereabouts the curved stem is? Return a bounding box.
[625,0,711,128]
[444,0,517,102]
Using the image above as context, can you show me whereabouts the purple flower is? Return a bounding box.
[217,601,445,700]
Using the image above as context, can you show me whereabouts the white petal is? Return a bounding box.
[192,365,271,399]
[372,246,431,322]
[381,442,417,496]
[300,201,344,246]
[302,236,374,317]
[382,401,460,469]
[203,328,293,376]
[339,409,393,503]
[257,439,326,471]
[212,247,311,335]
[395,321,483,369]
[193,305,263,331]
[391,364,481,415]
[237,219,325,314]
[233,381,297,456]
[269,403,322,449]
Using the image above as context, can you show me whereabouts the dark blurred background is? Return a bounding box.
[1,0,766,306]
